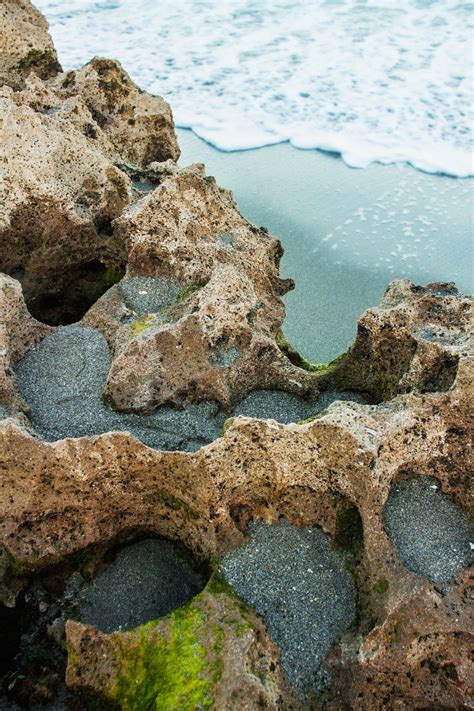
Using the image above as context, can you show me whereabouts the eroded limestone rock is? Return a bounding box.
[1,52,179,325]
[1,252,472,710]
[313,279,470,401]
[0,0,61,90]
[0,274,52,414]
[66,579,299,709]
[53,57,180,167]
[0,82,132,323]
[83,166,318,411]
[0,3,472,706]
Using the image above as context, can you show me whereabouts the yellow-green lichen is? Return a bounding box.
[112,606,213,710]
[3,544,40,576]
[218,418,234,437]
[206,574,256,628]
[7,555,30,577]
[212,625,225,682]
[296,409,330,425]
[276,330,341,375]
[130,315,156,335]
[206,573,236,597]
[65,642,81,676]
[102,266,125,290]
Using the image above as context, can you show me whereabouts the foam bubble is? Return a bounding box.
[36,0,474,177]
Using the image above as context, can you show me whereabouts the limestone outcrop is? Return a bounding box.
[1,274,472,707]
[308,279,470,401]
[83,164,316,411]
[0,0,61,90]
[0,23,180,325]
[0,81,132,323]
[0,2,472,709]
[53,57,180,168]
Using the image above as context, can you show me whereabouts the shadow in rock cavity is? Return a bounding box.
[12,259,125,327]
[0,537,209,706]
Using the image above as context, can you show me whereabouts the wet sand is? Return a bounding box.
[178,129,473,363]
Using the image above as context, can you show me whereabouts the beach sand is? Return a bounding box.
[178,129,473,363]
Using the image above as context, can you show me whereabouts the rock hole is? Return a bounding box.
[0,536,209,706]
[334,499,364,556]
[219,519,356,698]
[23,259,125,326]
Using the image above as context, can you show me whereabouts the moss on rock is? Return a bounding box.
[276,330,344,378]
[372,578,389,595]
[177,285,200,303]
[112,605,213,710]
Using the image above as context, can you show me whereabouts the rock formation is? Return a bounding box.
[0,3,472,709]
[0,0,61,90]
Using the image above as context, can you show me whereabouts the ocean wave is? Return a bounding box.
[36,0,474,177]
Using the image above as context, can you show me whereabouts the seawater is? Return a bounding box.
[36,0,473,177]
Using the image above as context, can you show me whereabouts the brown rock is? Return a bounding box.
[53,57,180,167]
[84,164,317,411]
[0,273,52,413]
[0,276,471,709]
[0,7,471,705]
[1,31,179,326]
[318,279,470,401]
[0,82,132,324]
[0,0,61,90]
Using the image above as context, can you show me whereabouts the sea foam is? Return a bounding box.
[36,0,474,177]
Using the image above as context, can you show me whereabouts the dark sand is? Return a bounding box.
[15,325,226,451]
[15,286,368,448]
[78,538,206,633]
[220,519,356,695]
[384,477,473,584]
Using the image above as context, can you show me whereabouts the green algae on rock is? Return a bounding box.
[65,583,296,709]
[112,607,212,710]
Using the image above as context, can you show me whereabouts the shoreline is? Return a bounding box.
[176,124,474,179]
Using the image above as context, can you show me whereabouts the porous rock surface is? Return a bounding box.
[318,279,468,400]
[84,164,317,411]
[0,3,473,709]
[0,0,61,90]
[0,22,179,323]
[1,274,472,708]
